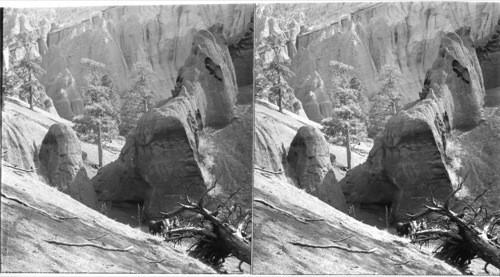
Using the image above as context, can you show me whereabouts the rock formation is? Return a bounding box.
[92,23,252,218]
[2,113,39,174]
[39,123,98,209]
[256,2,500,123]
[340,27,500,219]
[4,5,253,120]
[287,126,347,212]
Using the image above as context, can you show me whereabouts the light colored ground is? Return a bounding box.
[1,166,215,273]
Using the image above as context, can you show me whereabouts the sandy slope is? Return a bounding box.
[0,166,215,273]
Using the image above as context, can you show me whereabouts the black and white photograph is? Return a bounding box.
[253,2,500,275]
[1,3,253,273]
[2,0,500,275]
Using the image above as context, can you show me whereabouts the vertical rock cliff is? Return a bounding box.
[256,2,500,123]
[5,5,253,120]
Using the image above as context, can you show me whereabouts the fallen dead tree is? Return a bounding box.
[160,173,251,268]
[407,173,500,272]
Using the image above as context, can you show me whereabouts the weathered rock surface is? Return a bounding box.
[257,2,500,122]
[92,24,252,217]
[2,113,38,175]
[39,123,97,209]
[287,126,347,212]
[341,28,500,219]
[4,5,253,120]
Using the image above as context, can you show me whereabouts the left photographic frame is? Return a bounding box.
[1,3,254,274]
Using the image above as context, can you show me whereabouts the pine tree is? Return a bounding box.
[257,33,295,112]
[321,61,367,170]
[130,62,154,113]
[119,62,154,137]
[11,31,50,110]
[73,58,119,167]
[368,65,404,138]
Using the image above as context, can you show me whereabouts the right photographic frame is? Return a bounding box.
[252,2,500,275]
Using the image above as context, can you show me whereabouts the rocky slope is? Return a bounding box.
[256,2,500,123]
[5,5,254,120]
[92,24,253,218]
[340,27,500,219]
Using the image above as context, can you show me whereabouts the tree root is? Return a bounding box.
[289,240,378,253]
[44,239,133,252]
[1,192,77,222]
[254,198,323,224]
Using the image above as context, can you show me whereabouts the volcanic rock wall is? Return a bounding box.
[256,2,500,123]
[5,5,253,120]
[92,23,252,217]
[340,27,500,219]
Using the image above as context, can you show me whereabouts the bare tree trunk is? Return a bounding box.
[97,122,103,167]
[346,128,351,169]
[144,98,148,113]
[278,74,283,113]
[391,100,397,114]
[29,71,34,110]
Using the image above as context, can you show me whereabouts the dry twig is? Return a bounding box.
[254,198,323,224]
[44,239,133,252]
[3,163,35,172]
[1,192,77,222]
[254,166,283,174]
[289,241,377,253]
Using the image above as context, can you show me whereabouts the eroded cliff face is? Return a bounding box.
[340,27,500,219]
[257,2,500,123]
[5,5,253,120]
[92,24,252,217]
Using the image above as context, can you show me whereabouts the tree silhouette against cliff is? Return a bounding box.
[10,31,51,111]
[73,58,119,167]
[256,33,295,112]
[321,61,367,170]
[120,62,155,136]
[368,65,403,138]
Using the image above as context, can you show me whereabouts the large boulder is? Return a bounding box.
[341,27,499,219]
[287,126,347,212]
[92,24,252,218]
[39,123,97,209]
